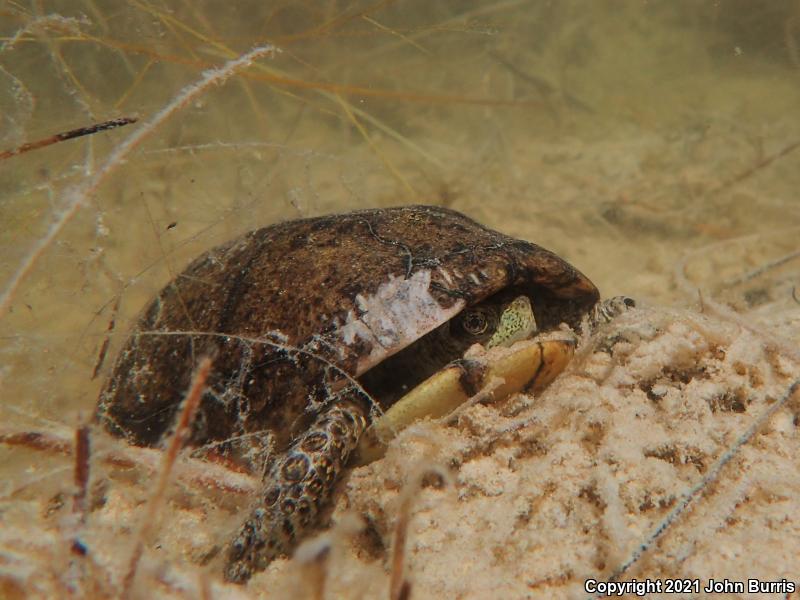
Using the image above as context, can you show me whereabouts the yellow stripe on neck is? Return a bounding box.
[487,295,537,348]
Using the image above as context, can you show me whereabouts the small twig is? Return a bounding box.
[121,357,211,598]
[334,93,416,197]
[293,513,363,599]
[445,376,505,424]
[390,465,451,600]
[0,117,137,161]
[488,50,593,114]
[675,229,800,302]
[72,424,91,520]
[69,423,92,563]
[0,430,72,454]
[390,495,410,600]
[362,15,431,55]
[676,237,800,365]
[396,582,412,600]
[596,377,800,594]
[0,425,258,497]
[199,573,213,600]
[0,43,279,319]
[786,15,800,70]
[295,540,331,600]
[709,139,800,195]
[91,294,120,379]
[723,249,800,287]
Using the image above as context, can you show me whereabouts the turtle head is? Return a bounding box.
[486,295,537,348]
[359,292,539,409]
[448,294,537,350]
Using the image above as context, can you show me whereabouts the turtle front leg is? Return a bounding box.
[224,390,369,583]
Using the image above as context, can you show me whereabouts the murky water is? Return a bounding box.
[2,0,798,420]
[1,1,799,594]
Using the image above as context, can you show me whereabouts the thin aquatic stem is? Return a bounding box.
[0,43,279,319]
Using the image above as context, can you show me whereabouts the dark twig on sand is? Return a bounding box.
[710,139,800,195]
[121,357,212,599]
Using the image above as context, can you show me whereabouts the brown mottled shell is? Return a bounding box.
[97,205,598,467]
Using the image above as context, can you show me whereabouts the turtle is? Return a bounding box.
[95,205,628,583]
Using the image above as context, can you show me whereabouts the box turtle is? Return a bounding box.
[95,205,631,582]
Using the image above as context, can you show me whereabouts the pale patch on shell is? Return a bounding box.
[338,270,466,375]
[436,266,454,286]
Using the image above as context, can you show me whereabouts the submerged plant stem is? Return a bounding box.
[0,43,278,320]
[121,357,211,598]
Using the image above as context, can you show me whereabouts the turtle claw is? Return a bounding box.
[224,395,368,583]
[585,295,636,333]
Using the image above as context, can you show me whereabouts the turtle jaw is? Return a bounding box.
[353,282,591,415]
[354,294,637,466]
[353,334,577,466]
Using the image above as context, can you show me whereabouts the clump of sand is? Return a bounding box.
[313,305,800,599]
[2,304,799,599]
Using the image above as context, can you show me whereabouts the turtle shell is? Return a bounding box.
[97,205,598,467]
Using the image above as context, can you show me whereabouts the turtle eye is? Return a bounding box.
[460,308,489,336]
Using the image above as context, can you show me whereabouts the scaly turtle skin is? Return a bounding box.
[95,205,600,582]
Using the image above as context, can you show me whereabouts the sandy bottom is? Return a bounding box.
[2,302,798,600]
